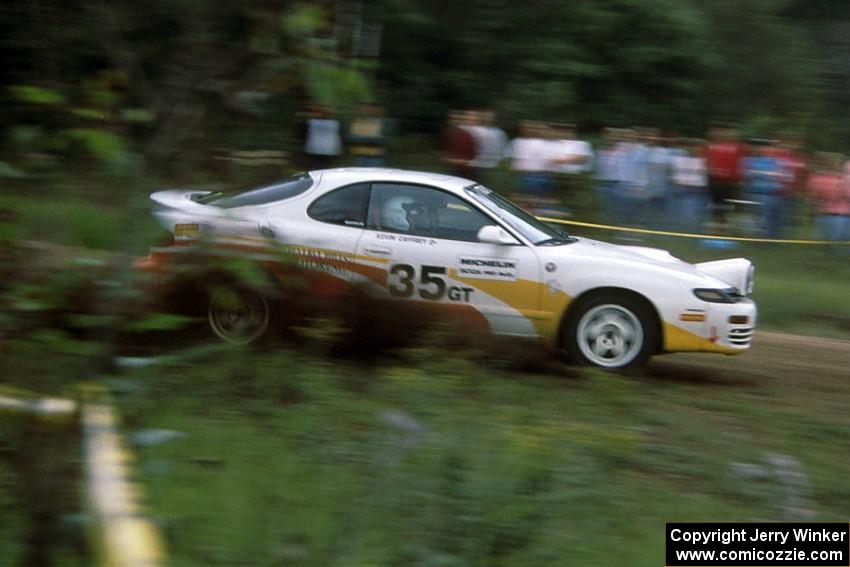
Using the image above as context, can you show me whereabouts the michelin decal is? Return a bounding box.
[458,256,518,282]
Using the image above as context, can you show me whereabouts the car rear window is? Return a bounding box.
[197,173,314,208]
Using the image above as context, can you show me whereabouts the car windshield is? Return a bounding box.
[193,173,314,208]
[465,185,572,245]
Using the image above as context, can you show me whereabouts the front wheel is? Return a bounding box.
[562,294,658,370]
[207,287,270,345]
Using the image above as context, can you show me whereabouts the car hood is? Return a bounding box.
[561,237,696,270]
[548,237,749,290]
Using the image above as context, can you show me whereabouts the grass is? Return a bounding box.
[0,409,85,566]
[114,336,850,566]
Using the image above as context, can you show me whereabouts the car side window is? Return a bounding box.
[307,183,369,227]
[367,183,492,242]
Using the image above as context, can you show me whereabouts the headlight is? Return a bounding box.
[693,288,739,303]
[745,265,755,295]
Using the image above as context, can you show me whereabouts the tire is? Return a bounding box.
[562,293,659,370]
[207,286,271,345]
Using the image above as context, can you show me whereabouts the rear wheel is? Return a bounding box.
[207,287,270,345]
[562,294,658,370]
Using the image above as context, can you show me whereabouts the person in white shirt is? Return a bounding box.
[303,104,343,170]
[549,123,594,175]
[670,138,709,232]
[547,123,593,217]
[510,122,572,217]
[467,110,508,184]
[510,121,548,175]
[509,121,555,210]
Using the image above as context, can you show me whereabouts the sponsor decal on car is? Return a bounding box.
[174,223,200,236]
[457,256,518,282]
[285,245,354,275]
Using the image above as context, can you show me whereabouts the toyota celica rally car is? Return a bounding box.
[135,168,756,369]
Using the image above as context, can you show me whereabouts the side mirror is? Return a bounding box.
[477,225,517,245]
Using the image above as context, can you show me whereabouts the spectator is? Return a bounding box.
[670,138,709,232]
[593,127,623,222]
[440,109,477,180]
[548,123,594,199]
[773,132,809,235]
[509,121,561,215]
[618,128,650,227]
[742,139,787,238]
[301,104,343,171]
[467,109,508,185]
[705,124,746,229]
[644,128,675,229]
[808,152,850,248]
[348,103,392,167]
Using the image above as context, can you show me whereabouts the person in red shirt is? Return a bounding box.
[807,152,850,247]
[440,109,477,180]
[704,124,747,227]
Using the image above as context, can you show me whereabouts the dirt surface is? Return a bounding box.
[646,330,849,385]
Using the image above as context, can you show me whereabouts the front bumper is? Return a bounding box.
[663,298,757,354]
[707,298,757,352]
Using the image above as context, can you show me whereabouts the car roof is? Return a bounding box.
[311,168,475,194]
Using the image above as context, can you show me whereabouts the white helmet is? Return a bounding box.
[381,194,415,231]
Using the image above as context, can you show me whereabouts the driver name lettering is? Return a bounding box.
[376,233,435,245]
[398,235,429,244]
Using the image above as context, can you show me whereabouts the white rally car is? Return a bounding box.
[135,168,756,369]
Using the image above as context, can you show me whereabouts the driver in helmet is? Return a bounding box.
[402,201,438,234]
[381,194,414,231]
[381,193,443,234]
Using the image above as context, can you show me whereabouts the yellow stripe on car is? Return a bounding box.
[663,322,743,354]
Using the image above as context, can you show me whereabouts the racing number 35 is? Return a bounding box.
[389,264,473,302]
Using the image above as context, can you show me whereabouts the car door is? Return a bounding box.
[270,182,370,297]
[356,182,542,337]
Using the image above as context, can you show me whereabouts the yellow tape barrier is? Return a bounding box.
[82,386,166,567]
[537,217,850,245]
[0,392,76,420]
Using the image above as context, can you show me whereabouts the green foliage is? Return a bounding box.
[8,85,67,105]
[60,128,139,175]
[698,0,824,128]
[122,312,196,333]
[383,0,710,124]
[283,3,329,38]
[0,161,25,179]
[377,0,842,141]
[0,417,87,566]
[119,108,155,124]
[70,108,108,121]
[305,62,373,107]
[0,462,24,566]
[7,125,45,150]
[2,0,847,163]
